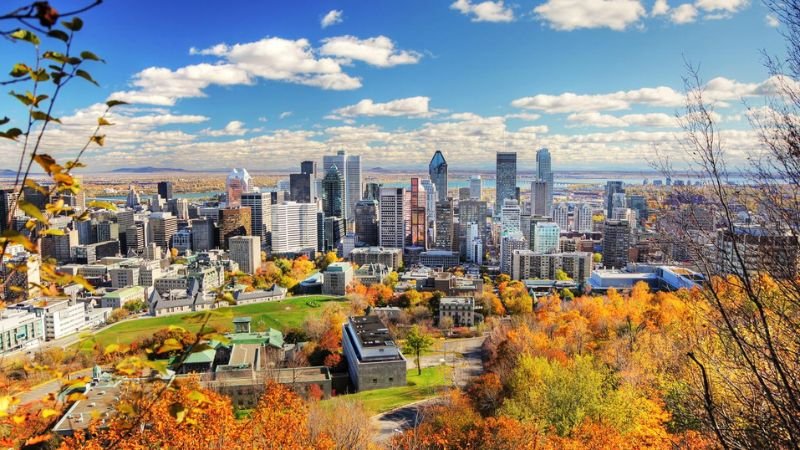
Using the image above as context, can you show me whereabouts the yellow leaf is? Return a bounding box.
[41,408,58,418]
[97,117,113,126]
[17,199,48,224]
[12,415,26,424]
[157,338,183,354]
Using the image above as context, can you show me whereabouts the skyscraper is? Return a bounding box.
[531,180,548,216]
[602,219,631,268]
[125,185,140,209]
[501,198,522,233]
[157,181,173,201]
[434,199,455,250]
[429,150,448,203]
[379,187,408,249]
[363,181,381,201]
[536,148,554,215]
[321,165,345,219]
[552,202,569,231]
[270,202,318,254]
[532,222,560,254]
[218,206,252,250]
[0,189,19,233]
[323,150,361,222]
[409,178,428,249]
[149,212,178,250]
[500,229,526,275]
[496,152,517,212]
[289,161,317,203]
[354,199,379,246]
[469,176,482,200]
[574,203,594,233]
[229,236,261,275]
[226,168,252,207]
[605,181,625,218]
[241,192,271,248]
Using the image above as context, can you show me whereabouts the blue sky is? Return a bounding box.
[1,0,789,172]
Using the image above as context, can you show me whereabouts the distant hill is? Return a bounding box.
[111,167,190,173]
[369,167,394,173]
[0,169,19,177]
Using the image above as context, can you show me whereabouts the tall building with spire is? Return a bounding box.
[429,150,448,203]
[125,185,140,209]
[323,150,362,222]
[321,165,345,219]
[536,148,553,216]
[496,152,517,213]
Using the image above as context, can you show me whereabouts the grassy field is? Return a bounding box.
[91,295,344,346]
[327,365,453,414]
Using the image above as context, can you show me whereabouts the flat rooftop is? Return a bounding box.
[349,315,396,348]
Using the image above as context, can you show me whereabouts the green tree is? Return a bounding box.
[593,253,603,264]
[384,271,399,289]
[403,325,433,376]
[554,268,571,281]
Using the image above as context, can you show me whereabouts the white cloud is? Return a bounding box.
[652,0,670,15]
[202,120,249,136]
[321,9,343,28]
[319,35,422,67]
[331,96,434,118]
[279,111,293,119]
[450,0,515,22]
[511,76,791,113]
[112,34,421,105]
[567,111,685,127]
[257,116,268,122]
[670,3,698,24]
[766,13,779,27]
[534,0,646,31]
[695,0,749,12]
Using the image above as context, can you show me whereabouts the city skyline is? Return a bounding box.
[0,0,787,173]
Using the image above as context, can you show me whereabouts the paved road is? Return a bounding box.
[374,336,486,444]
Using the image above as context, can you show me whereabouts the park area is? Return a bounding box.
[90,295,344,347]
[327,366,453,414]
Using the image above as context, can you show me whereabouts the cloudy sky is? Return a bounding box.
[1,0,788,172]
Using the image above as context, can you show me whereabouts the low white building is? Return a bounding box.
[323,262,354,296]
[100,286,145,309]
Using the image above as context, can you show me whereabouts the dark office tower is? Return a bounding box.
[322,165,345,219]
[434,199,455,250]
[605,181,625,218]
[301,160,316,175]
[628,195,648,226]
[22,185,48,210]
[496,152,517,212]
[409,178,428,249]
[429,150,448,203]
[218,206,251,250]
[317,211,325,252]
[355,199,379,246]
[241,192,271,247]
[536,148,553,215]
[0,189,18,233]
[364,182,381,201]
[602,219,631,269]
[290,161,316,203]
[323,216,345,251]
[157,181,174,201]
[191,218,217,251]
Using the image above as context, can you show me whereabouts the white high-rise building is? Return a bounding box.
[469,176,482,200]
[420,179,437,245]
[241,192,271,247]
[501,198,521,233]
[500,229,527,275]
[229,235,261,275]
[271,202,318,254]
[466,222,483,264]
[536,148,554,215]
[552,202,569,231]
[533,222,560,254]
[379,187,408,249]
[323,151,362,222]
[226,168,253,207]
[574,203,594,233]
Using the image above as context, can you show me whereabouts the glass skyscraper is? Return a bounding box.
[495,152,517,213]
[429,150,448,203]
[536,148,553,216]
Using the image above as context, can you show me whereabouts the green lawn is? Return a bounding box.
[91,295,344,346]
[328,365,453,414]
